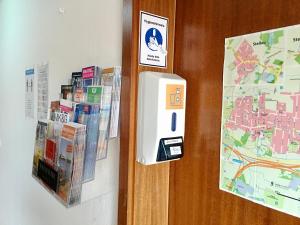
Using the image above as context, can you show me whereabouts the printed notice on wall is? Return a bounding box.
[139,11,168,68]
[25,68,35,119]
[220,24,300,218]
[37,63,49,120]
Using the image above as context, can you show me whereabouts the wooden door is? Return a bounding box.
[169,1,300,225]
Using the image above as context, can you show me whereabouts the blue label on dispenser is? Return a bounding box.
[171,112,177,132]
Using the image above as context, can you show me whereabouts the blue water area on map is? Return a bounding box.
[236,180,254,196]
[268,33,274,46]
[232,158,243,164]
[288,177,300,191]
[262,72,275,83]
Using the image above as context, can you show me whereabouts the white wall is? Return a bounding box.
[0,1,122,225]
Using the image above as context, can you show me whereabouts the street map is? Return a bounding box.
[221,25,300,217]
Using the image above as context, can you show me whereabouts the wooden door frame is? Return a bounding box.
[118,0,176,224]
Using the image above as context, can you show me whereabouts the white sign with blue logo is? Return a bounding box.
[139,11,168,68]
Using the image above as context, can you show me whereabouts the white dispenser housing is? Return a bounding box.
[137,71,186,165]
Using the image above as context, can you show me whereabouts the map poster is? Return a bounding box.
[220,24,300,217]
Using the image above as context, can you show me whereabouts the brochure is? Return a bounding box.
[74,104,101,182]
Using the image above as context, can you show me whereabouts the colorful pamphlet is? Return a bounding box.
[87,86,103,104]
[97,86,112,160]
[50,101,60,121]
[44,139,56,167]
[81,66,100,103]
[82,66,99,87]
[44,121,63,167]
[32,120,48,175]
[74,104,101,182]
[57,122,86,206]
[82,66,99,79]
[71,72,82,91]
[61,85,73,100]
[32,120,86,207]
[73,87,85,103]
[101,67,122,138]
[53,112,70,123]
[60,99,76,122]
[60,99,73,113]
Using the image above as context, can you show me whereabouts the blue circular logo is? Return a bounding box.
[145,28,163,51]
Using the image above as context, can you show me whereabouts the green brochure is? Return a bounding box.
[87,86,103,103]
